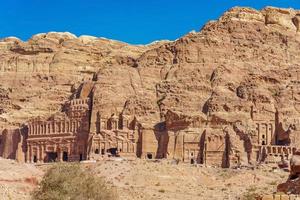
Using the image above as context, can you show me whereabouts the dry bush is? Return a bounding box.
[32,163,118,200]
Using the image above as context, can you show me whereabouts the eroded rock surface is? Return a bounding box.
[2,6,300,166]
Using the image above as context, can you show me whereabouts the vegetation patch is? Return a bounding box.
[32,163,118,200]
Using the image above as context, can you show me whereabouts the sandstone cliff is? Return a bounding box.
[0,32,168,128]
[1,6,300,144]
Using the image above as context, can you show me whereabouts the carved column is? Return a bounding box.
[29,145,32,163]
[50,122,53,133]
[32,124,35,135]
[59,122,62,133]
[26,144,30,163]
[264,123,268,145]
[54,121,57,133]
[35,146,40,163]
[115,120,118,130]
[40,144,44,162]
[133,143,135,153]
[63,121,65,133]
[35,124,38,135]
[73,121,75,132]
[100,119,104,130]
[256,123,260,144]
[38,124,40,135]
[70,121,73,132]
[28,124,31,135]
[75,121,78,132]
[68,142,71,161]
[40,124,42,134]
[67,121,69,132]
[38,123,41,135]
[60,150,63,162]
[56,122,59,133]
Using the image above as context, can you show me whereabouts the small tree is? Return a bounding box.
[32,163,118,200]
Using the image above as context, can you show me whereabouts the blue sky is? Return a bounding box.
[0,0,299,44]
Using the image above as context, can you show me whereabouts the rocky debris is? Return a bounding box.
[0,158,288,200]
[277,153,300,194]
[80,159,288,200]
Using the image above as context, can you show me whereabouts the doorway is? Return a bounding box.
[147,153,153,159]
[95,149,99,154]
[47,152,58,162]
[108,148,117,156]
[63,151,68,161]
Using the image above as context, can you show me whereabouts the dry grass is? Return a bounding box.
[32,163,118,200]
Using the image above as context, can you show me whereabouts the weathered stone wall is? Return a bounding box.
[0,128,24,161]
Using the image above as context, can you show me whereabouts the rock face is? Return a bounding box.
[277,152,300,194]
[0,32,167,128]
[1,6,300,166]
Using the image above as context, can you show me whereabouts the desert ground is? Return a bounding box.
[0,157,289,200]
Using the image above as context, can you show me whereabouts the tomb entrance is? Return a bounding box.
[47,152,58,162]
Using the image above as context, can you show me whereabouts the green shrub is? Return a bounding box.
[32,163,118,200]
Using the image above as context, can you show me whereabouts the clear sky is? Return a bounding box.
[0,0,299,44]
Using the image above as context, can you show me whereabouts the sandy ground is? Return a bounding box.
[0,158,43,200]
[0,158,289,200]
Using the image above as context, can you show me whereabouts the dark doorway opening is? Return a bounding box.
[262,141,266,145]
[47,152,58,162]
[101,149,105,155]
[33,155,37,163]
[95,149,99,154]
[147,153,153,159]
[290,174,299,180]
[79,153,83,161]
[108,148,117,156]
[63,151,68,161]
[191,159,195,164]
